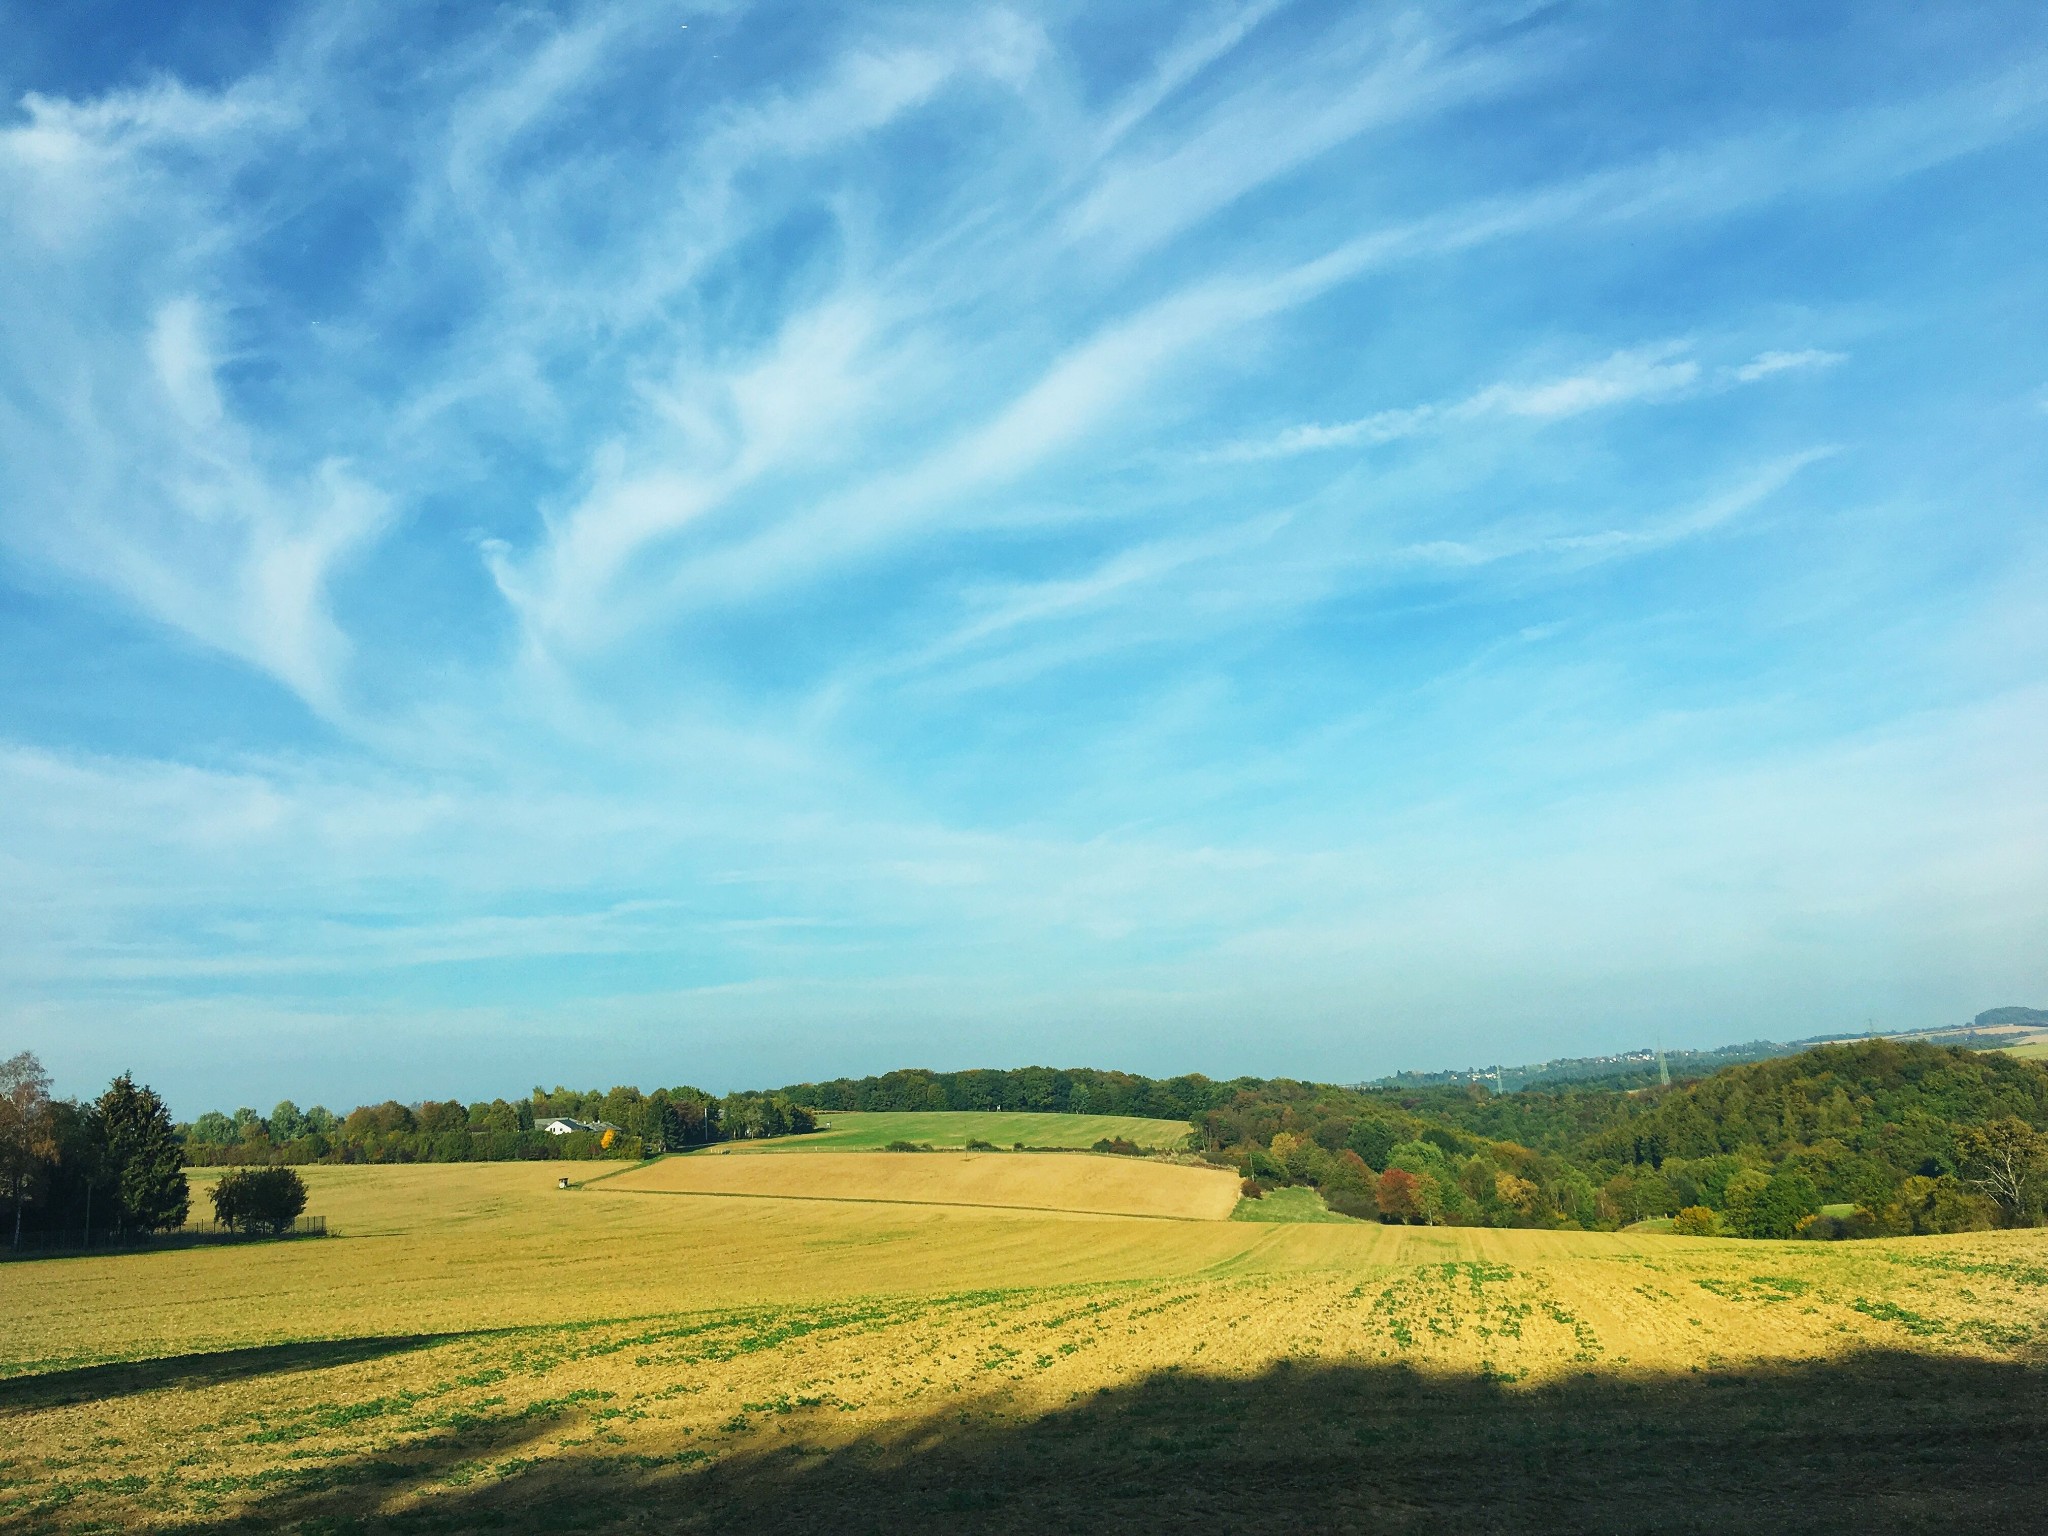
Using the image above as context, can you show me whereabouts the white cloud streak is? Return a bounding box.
[1733,348,1847,383]
[3,4,2045,1097]
[1216,343,1706,461]
[0,74,390,713]
[1218,340,1865,463]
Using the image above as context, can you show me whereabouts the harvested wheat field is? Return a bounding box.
[6,1163,2048,1534]
[598,1149,1242,1219]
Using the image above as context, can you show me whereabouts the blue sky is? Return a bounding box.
[2,1,2044,1115]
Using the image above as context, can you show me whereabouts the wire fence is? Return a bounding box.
[4,1215,327,1258]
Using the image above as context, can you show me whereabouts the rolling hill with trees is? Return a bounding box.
[772,1044,2048,1238]
[13,1038,2046,1247]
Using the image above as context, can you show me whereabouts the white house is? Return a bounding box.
[537,1117,619,1136]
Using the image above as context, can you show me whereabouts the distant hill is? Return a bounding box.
[1365,1004,2048,1095]
[1364,1038,1809,1094]
[1976,1005,2048,1028]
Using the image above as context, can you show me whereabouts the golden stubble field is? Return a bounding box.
[601,1148,1242,1219]
[6,1162,2048,1534]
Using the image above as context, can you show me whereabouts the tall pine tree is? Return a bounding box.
[97,1074,188,1231]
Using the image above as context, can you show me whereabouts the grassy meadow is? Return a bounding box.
[720,1108,1194,1151]
[6,1158,2048,1532]
[1230,1184,1358,1224]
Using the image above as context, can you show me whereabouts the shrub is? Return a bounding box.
[211,1166,308,1233]
[1323,1151,1379,1219]
[884,1140,931,1152]
[964,1138,996,1151]
[1671,1206,1719,1237]
[1325,1187,1379,1220]
[1239,1178,1263,1199]
[1092,1137,1144,1157]
[1796,1208,1880,1240]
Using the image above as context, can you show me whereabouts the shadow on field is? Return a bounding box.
[163,1348,2048,1536]
[0,1230,326,1266]
[0,1336,452,1414]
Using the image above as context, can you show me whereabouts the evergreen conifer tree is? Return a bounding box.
[96,1073,188,1231]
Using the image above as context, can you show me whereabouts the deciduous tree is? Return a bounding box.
[1671,1206,1719,1237]
[1493,1172,1538,1214]
[1346,1118,1397,1172]
[1376,1167,1425,1223]
[2,1051,55,1247]
[1955,1117,2046,1224]
[211,1166,308,1233]
[1723,1169,1818,1239]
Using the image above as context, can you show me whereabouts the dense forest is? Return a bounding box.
[1207,1041,2048,1236]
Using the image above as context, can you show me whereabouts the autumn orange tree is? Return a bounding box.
[1376,1167,1426,1224]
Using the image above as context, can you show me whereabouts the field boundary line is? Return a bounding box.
[586,1184,1227,1223]
[568,1158,667,1190]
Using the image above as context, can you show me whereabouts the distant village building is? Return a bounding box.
[536,1117,619,1136]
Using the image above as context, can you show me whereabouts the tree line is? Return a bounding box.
[2,1053,188,1243]
[774,1066,1257,1120]
[179,1084,815,1165]
[781,1045,2048,1237]
[15,1037,2044,1242]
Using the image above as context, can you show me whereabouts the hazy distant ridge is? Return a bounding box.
[1365,1006,2047,1093]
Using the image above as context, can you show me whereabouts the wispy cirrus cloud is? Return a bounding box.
[0,67,392,714]
[492,45,2035,648]
[3,1,2046,1104]
[1733,348,1847,383]
[1211,342,1854,462]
